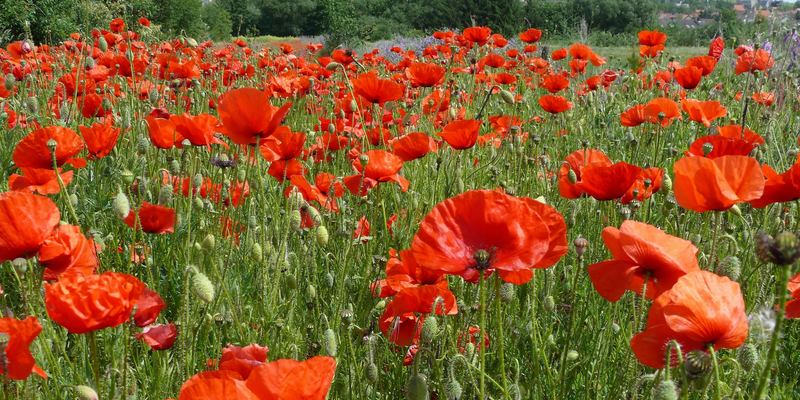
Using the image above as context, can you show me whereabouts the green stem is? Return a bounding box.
[479,271,487,400]
[709,346,722,400]
[87,331,101,395]
[494,277,510,399]
[754,266,792,399]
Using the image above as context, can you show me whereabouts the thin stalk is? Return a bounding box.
[494,277,510,399]
[754,266,793,398]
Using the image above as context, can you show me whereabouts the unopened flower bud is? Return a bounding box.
[499,282,515,302]
[192,270,215,303]
[738,343,758,371]
[113,190,130,219]
[421,316,439,343]
[325,61,342,71]
[323,328,338,356]
[75,385,99,400]
[406,373,429,400]
[653,380,678,400]
[500,89,515,105]
[315,226,329,246]
[717,255,741,281]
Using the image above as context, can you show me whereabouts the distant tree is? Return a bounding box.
[155,0,205,37]
[203,3,233,41]
[258,0,322,37]
[217,0,263,36]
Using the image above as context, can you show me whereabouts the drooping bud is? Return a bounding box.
[653,380,678,400]
[325,61,342,71]
[500,90,515,105]
[738,343,759,371]
[315,226,329,246]
[323,328,338,356]
[567,168,578,184]
[499,283,515,302]
[74,385,99,400]
[717,255,741,281]
[366,362,379,383]
[112,189,131,219]
[544,295,555,313]
[684,350,712,380]
[158,184,173,205]
[406,373,429,400]
[191,270,215,303]
[201,234,216,252]
[290,209,303,231]
[421,316,439,343]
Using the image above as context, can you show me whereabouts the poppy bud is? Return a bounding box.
[573,236,589,257]
[567,168,578,184]
[445,379,462,400]
[315,226,329,246]
[322,328,338,356]
[366,362,379,383]
[406,373,429,400]
[305,206,322,224]
[3,74,14,90]
[192,270,215,304]
[288,190,305,209]
[69,193,78,207]
[508,383,522,400]
[341,304,354,324]
[305,284,317,302]
[566,350,579,361]
[282,271,297,290]
[75,385,98,400]
[324,272,334,288]
[12,257,27,274]
[464,342,476,360]
[653,380,678,400]
[499,282,515,302]
[148,88,160,103]
[192,173,203,188]
[448,107,457,120]
[326,61,342,71]
[200,234,216,252]
[421,316,439,343]
[113,190,131,219]
[738,343,758,371]
[717,255,741,281]
[193,197,204,209]
[98,36,108,51]
[290,209,303,231]
[544,295,555,312]
[500,90,515,105]
[158,184,173,205]
[684,350,711,380]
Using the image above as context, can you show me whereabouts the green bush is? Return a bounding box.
[203,3,233,41]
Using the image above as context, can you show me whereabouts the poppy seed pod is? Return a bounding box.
[250,243,263,262]
[366,362,379,383]
[421,316,439,343]
[290,209,303,231]
[191,270,215,304]
[500,90,516,105]
[323,328,338,356]
[406,373,429,400]
[573,236,589,257]
[113,190,131,219]
[544,295,555,312]
[684,350,711,380]
[158,184,173,205]
[653,380,678,400]
[500,282,515,302]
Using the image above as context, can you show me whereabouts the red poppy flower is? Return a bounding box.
[219,344,269,380]
[674,66,703,90]
[620,105,647,127]
[538,95,573,114]
[406,62,446,88]
[787,273,800,319]
[45,271,146,334]
[343,150,409,195]
[109,18,125,33]
[146,116,183,149]
[708,36,724,59]
[373,249,446,298]
[170,113,224,148]
[588,221,700,302]
[410,190,567,285]
[439,119,481,150]
[391,132,438,161]
[638,30,667,58]
[259,127,306,162]
[379,283,457,345]
[551,48,567,60]
[715,125,764,146]
[558,149,612,198]
[124,202,176,234]
[685,56,717,76]
[621,167,664,204]
[643,97,681,127]
[519,28,543,43]
[79,120,120,159]
[673,155,764,212]
[134,288,166,327]
[0,191,60,262]
[38,224,98,281]
[245,356,336,400]
[138,17,151,27]
[13,126,85,169]
[541,73,570,93]
[0,316,46,380]
[8,167,74,195]
[631,271,747,369]
[749,162,800,209]
[751,91,775,106]
[735,49,774,75]
[217,88,292,145]
[178,370,258,400]
[136,323,178,350]
[462,26,492,46]
[579,161,643,201]
[681,99,727,127]
[686,135,754,158]
[352,70,404,105]
[268,159,305,183]
[80,93,112,118]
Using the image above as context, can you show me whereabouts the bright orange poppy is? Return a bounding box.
[124,202,177,234]
[410,190,567,285]
[439,119,481,150]
[13,126,85,169]
[0,316,46,380]
[0,191,60,262]
[38,224,98,281]
[749,162,800,209]
[219,344,269,379]
[406,62,446,88]
[79,120,120,159]
[638,30,667,58]
[681,99,727,127]
[519,28,543,44]
[343,150,409,196]
[352,70,404,105]
[8,167,74,195]
[538,95,573,114]
[588,221,700,302]
[45,271,146,334]
[217,88,292,145]
[391,132,438,161]
[245,356,337,400]
[673,155,764,212]
[674,66,703,90]
[631,271,747,369]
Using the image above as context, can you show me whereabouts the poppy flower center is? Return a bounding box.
[473,249,492,270]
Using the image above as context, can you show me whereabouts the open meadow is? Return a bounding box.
[1,19,800,400]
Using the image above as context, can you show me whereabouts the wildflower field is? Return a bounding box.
[2,18,800,400]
